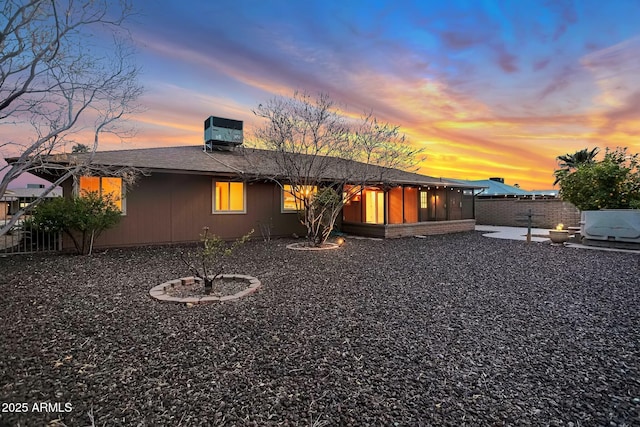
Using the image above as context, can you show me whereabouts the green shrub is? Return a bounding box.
[31,192,122,254]
[555,147,640,211]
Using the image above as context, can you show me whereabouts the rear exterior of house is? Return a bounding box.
[19,143,478,250]
[59,171,307,247]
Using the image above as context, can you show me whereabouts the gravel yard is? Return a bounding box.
[1,231,639,426]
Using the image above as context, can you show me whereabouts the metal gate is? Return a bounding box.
[1,197,62,255]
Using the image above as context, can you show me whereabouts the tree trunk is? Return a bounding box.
[204,277,213,295]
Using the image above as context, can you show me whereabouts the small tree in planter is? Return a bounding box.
[180,227,253,295]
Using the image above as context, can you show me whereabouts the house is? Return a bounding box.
[449,178,531,198]
[0,184,63,221]
[0,189,12,221]
[450,178,558,199]
[1,185,63,254]
[7,128,479,249]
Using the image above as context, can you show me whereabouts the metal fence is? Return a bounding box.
[1,197,62,255]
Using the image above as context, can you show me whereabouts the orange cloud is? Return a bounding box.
[81,33,640,191]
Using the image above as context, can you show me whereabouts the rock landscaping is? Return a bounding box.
[0,232,639,426]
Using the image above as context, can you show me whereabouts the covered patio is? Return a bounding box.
[341,183,477,238]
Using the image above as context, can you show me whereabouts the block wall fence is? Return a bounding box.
[475,199,581,229]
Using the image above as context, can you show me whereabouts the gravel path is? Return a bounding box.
[1,232,639,426]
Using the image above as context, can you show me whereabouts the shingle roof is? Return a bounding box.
[23,145,477,188]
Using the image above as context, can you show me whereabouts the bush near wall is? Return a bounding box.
[475,199,580,229]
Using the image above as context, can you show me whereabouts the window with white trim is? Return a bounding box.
[78,176,126,213]
[213,181,245,213]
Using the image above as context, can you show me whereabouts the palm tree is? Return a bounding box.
[553,147,600,185]
[557,147,600,169]
[71,143,90,153]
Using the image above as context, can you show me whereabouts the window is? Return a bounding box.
[78,176,125,212]
[364,189,384,224]
[213,181,245,213]
[282,184,317,212]
[420,191,428,209]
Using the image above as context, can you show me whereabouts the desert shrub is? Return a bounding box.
[31,192,122,254]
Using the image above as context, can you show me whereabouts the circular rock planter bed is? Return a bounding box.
[286,238,344,251]
[286,242,340,251]
[149,274,261,305]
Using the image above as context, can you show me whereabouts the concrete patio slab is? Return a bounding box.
[476,225,640,254]
[475,225,550,242]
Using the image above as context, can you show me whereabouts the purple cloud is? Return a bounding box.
[494,45,518,73]
[533,58,551,71]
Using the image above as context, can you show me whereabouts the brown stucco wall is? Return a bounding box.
[62,173,306,249]
[475,198,580,228]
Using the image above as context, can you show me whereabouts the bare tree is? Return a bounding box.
[0,0,142,236]
[252,91,424,246]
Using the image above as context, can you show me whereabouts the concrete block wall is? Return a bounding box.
[475,199,580,228]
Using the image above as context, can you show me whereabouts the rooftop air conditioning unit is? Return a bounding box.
[204,116,243,151]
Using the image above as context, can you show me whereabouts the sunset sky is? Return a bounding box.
[8,0,640,190]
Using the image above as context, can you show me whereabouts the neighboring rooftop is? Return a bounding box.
[1,185,62,201]
[450,178,557,198]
